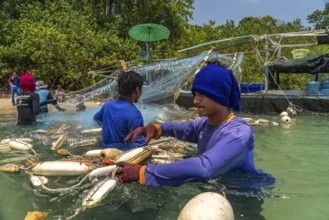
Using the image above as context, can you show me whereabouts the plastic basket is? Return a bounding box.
[240,84,264,93]
[292,49,309,59]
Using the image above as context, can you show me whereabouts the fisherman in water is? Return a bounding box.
[116,63,268,186]
[35,80,65,113]
[16,72,41,125]
[94,70,145,150]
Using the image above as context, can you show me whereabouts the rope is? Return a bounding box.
[39,173,91,193]
[252,38,305,113]
[288,102,303,113]
[173,48,213,105]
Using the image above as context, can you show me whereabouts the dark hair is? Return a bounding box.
[117,70,144,96]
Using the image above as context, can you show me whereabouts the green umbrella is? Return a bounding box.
[129,23,170,65]
[128,23,170,42]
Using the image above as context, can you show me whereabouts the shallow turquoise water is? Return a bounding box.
[0,108,329,220]
[253,115,329,220]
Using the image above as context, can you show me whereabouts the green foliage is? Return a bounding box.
[307,2,329,28]
[0,0,328,92]
[0,0,194,90]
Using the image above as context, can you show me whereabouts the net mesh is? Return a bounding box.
[65,51,244,106]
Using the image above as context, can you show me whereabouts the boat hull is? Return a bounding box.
[176,90,329,114]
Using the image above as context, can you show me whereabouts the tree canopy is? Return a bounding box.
[0,0,328,91]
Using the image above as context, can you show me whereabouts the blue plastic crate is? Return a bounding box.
[240,84,264,93]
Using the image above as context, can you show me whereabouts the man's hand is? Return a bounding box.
[115,161,142,183]
[124,124,158,144]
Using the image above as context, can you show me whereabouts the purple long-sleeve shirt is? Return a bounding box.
[142,116,262,186]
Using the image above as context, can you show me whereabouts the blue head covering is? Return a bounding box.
[191,64,240,111]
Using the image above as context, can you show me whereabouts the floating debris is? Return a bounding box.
[24,211,48,220]
[69,138,98,148]
[51,135,67,150]
[243,118,279,127]
[0,164,21,173]
[115,147,145,163]
[0,156,31,164]
[80,128,102,134]
[0,143,11,152]
[82,179,117,208]
[100,148,123,161]
[56,148,72,156]
[24,157,39,167]
[32,129,48,134]
[1,138,34,144]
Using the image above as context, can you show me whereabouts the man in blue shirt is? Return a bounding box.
[93,70,145,150]
[35,80,65,113]
[9,71,20,106]
[116,64,265,187]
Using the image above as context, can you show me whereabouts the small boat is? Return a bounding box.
[177,53,329,114]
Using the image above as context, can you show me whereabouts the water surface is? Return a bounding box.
[0,109,328,220]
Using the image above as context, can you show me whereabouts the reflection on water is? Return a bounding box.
[1,108,329,220]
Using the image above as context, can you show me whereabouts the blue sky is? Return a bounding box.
[190,0,328,27]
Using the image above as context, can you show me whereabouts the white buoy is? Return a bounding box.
[178,192,234,220]
[9,140,33,151]
[242,118,254,123]
[280,111,288,117]
[270,121,279,126]
[30,175,49,186]
[115,147,144,162]
[83,149,103,158]
[88,165,117,179]
[32,161,94,176]
[100,148,123,160]
[287,107,297,116]
[281,116,291,124]
[1,138,33,144]
[82,179,117,208]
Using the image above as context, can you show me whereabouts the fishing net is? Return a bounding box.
[65,50,244,107]
[1,50,245,161]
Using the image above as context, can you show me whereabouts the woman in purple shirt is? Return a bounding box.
[116,64,263,187]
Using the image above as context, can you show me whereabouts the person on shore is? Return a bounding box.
[116,64,264,186]
[55,84,65,102]
[16,72,40,125]
[35,80,65,113]
[93,70,145,150]
[8,71,21,106]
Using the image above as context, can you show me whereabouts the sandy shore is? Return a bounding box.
[0,97,101,115]
[0,97,17,114]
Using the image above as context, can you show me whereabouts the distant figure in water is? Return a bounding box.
[116,63,270,187]
[55,84,65,102]
[16,72,40,125]
[93,70,145,150]
[35,80,65,113]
